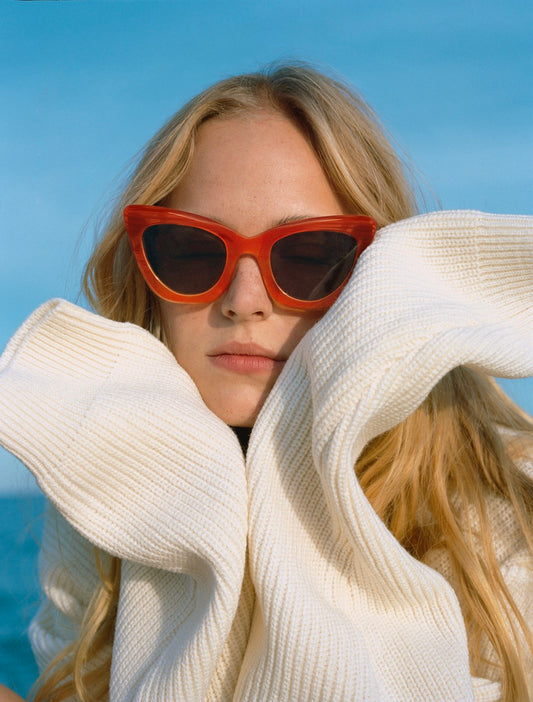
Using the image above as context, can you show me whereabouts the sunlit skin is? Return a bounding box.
[160,110,347,426]
[0,684,25,702]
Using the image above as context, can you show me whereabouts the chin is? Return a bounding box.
[216,408,258,428]
[204,397,262,428]
[200,382,274,428]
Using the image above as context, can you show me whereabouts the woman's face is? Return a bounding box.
[160,110,346,426]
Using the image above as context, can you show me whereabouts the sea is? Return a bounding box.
[0,495,44,698]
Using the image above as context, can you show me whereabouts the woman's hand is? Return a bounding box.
[0,684,25,702]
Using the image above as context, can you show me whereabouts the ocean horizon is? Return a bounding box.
[0,495,44,697]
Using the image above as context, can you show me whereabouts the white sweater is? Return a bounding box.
[1,210,532,701]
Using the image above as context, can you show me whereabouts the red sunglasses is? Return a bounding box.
[123,205,376,310]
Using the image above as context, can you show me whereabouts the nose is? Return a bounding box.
[220,256,273,320]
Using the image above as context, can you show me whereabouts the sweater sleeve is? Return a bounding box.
[0,300,250,701]
[0,299,247,573]
[29,502,113,672]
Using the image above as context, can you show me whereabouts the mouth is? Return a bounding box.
[208,342,286,374]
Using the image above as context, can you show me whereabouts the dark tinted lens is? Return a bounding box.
[271,231,358,301]
[142,224,226,295]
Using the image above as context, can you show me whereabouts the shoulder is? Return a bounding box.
[0,685,25,702]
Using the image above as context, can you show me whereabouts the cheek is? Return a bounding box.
[279,311,323,356]
[159,303,205,363]
[295,309,324,335]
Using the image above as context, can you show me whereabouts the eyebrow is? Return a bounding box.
[275,214,316,226]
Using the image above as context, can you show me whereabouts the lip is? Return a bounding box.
[208,341,285,374]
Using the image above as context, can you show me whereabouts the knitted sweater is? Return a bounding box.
[1,210,532,701]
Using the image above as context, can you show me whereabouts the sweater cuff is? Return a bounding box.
[0,299,176,480]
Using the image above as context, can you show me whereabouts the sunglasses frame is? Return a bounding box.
[123,205,377,310]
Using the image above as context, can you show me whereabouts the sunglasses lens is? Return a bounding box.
[143,224,226,295]
[271,231,358,301]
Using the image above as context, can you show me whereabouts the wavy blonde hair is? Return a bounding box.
[31,63,533,702]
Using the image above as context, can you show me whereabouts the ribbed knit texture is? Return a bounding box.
[1,210,532,701]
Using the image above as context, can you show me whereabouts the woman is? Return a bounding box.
[0,63,532,702]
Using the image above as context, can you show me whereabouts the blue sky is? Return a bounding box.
[1,0,532,492]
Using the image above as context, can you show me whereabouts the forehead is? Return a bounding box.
[191,110,318,178]
[165,111,345,233]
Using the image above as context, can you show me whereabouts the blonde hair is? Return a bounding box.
[31,63,533,701]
